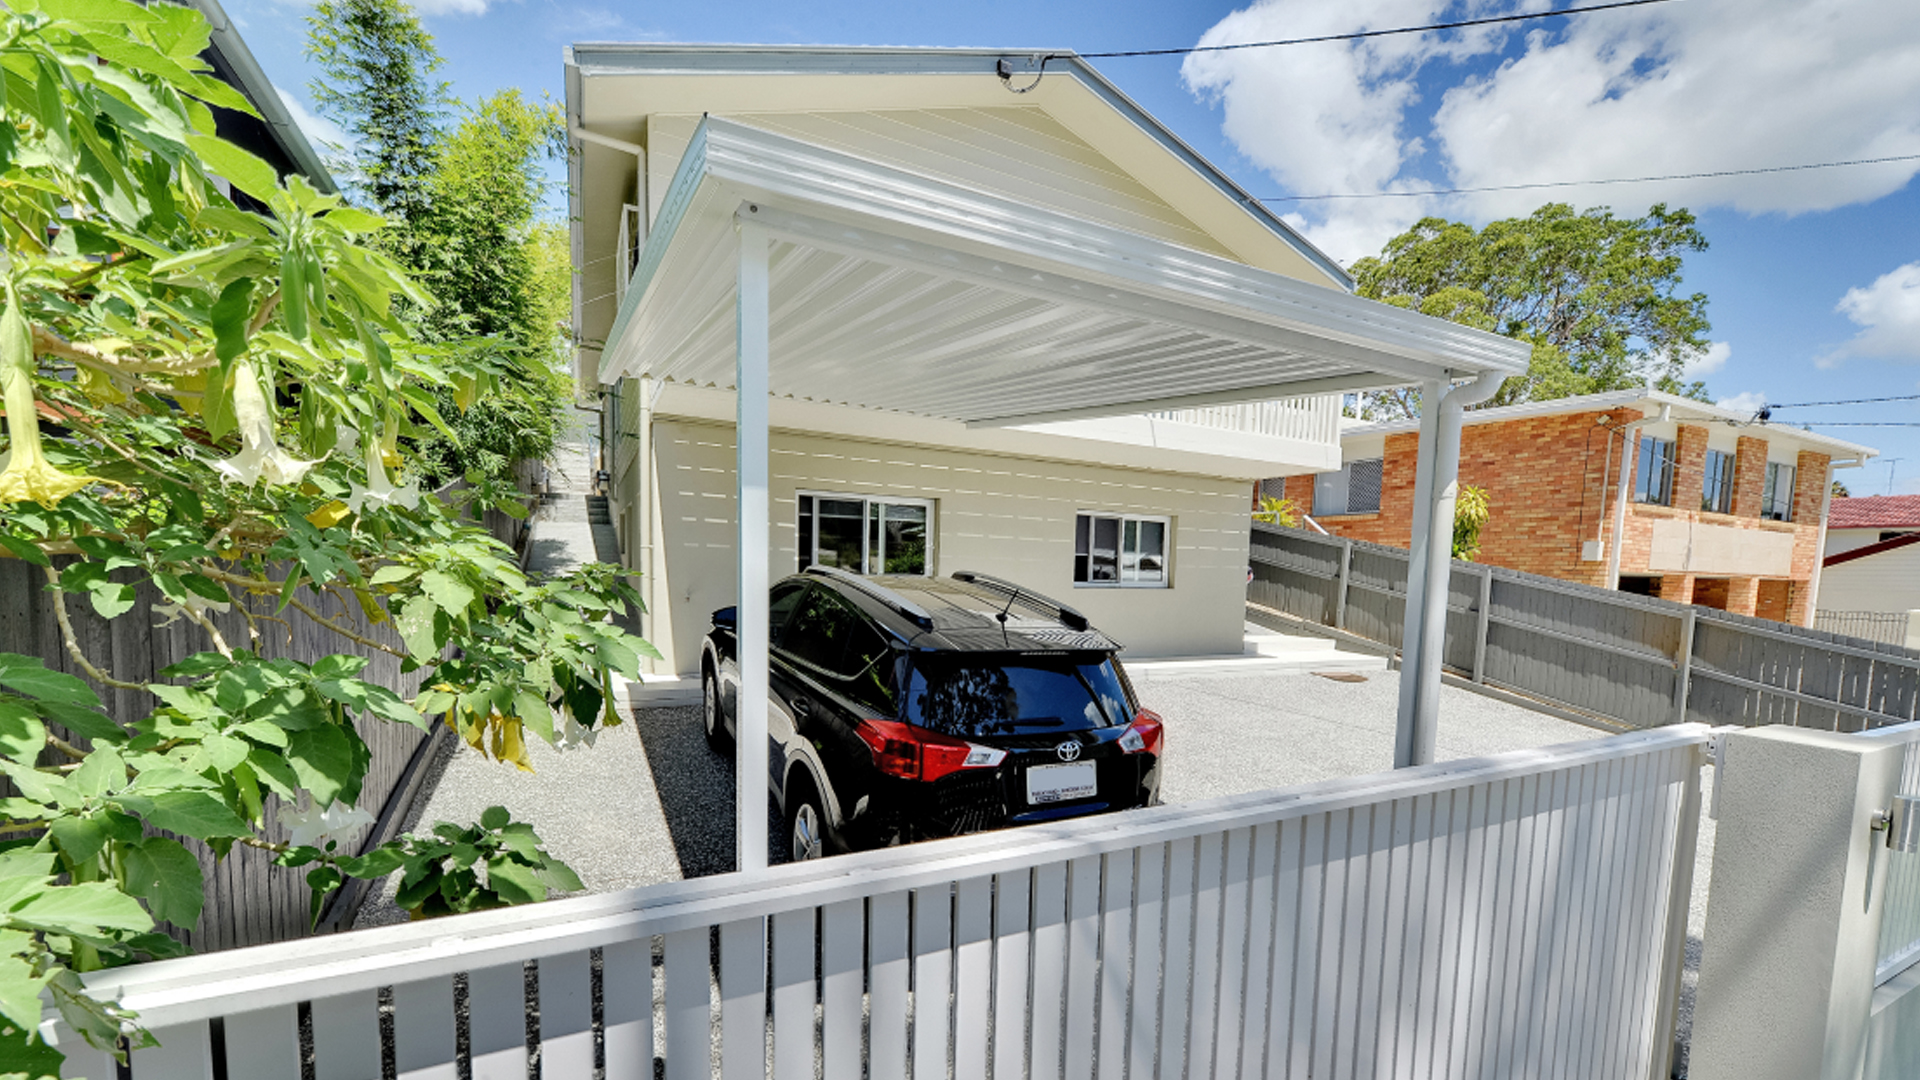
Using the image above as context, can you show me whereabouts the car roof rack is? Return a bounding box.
[803,565,935,629]
[948,570,1091,632]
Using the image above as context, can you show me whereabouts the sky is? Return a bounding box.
[229,0,1920,494]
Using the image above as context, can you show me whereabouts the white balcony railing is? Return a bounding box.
[1150,395,1342,447]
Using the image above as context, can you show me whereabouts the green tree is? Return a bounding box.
[1452,485,1492,561]
[0,3,652,1072]
[1349,204,1714,418]
[305,0,448,250]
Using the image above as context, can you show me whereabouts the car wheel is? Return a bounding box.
[784,777,826,863]
[703,669,732,754]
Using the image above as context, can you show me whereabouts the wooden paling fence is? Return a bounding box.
[48,727,1709,1080]
[1249,523,1920,733]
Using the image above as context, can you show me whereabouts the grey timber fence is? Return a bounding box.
[1249,522,1920,732]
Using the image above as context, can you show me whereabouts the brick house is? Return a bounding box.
[1824,494,1920,557]
[1271,391,1877,625]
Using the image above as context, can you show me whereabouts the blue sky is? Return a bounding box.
[230,0,1920,493]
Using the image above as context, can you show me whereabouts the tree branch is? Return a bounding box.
[42,566,147,691]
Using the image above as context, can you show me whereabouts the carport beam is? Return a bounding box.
[736,213,771,873]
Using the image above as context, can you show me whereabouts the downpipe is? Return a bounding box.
[1395,371,1505,768]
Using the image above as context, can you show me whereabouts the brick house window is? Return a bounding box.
[1634,436,1676,506]
[1761,463,1797,521]
[1313,458,1383,515]
[1701,449,1734,514]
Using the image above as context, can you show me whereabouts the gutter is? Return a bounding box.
[178,0,338,193]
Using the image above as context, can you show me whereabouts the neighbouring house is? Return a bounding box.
[1275,390,1876,625]
[1813,496,1920,647]
[563,45,1527,680]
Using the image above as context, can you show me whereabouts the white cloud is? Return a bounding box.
[1186,0,1920,265]
[275,87,349,155]
[1829,262,1920,362]
[412,0,493,14]
[1717,391,1767,415]
[1685,341,1732,378]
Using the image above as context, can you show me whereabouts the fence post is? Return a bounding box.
[1674,607,1698,725]
[1333,539,1352,631]
[1690,727,1903,1080]
[1472,565,1493,684]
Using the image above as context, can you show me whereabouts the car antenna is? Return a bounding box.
[995,587,1017,646]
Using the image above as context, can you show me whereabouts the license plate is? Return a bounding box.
[1026,762,1098,804]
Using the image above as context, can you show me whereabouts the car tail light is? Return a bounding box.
[855,719,1007,782]
[1118,709,1164,756]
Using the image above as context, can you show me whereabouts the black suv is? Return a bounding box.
[702,568,1164,861]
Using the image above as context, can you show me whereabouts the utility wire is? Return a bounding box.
[1765,393,1920,409]
[1078,0,1677,59]
[1261,152,1920,202]
[1797,423,1920,428]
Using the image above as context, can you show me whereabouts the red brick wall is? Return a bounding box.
[1282,474,1315,512]
[1756,578,1794,622]
[1307,411,1833,625]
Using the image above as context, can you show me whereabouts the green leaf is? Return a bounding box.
[396,598,441,661]
[418,570,475,614]
[287,723,354,806]
[338,845,407,879]
[87,581,137,619]
[187,133,280,202]
[0,960,56,1060]
[533,857,585,894]
[321,206,386,233]
[0,703,45,763]
[8,881,152,938]
[280,242,309,340]
[514,690,553,744]
[113,791,251,841]
[68,745,124,799]
[211,277,253,362]
[47,814,110,867]
[247,745,299,798]
[122,836,205,927]
[149,684,215,719]
[35,700,126,744]
[234,718,288,748]
[480,805,510,830]
[198,733,250,772]
[485,857,545,905]
[0,534,51,567]
[370,565,416,586]
[0,655,100,707]
[312,655,369,680]
[38,0,161,26]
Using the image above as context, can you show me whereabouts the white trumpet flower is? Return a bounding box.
[558,708,599,751]
[345,431,419,515]
[151,593,233,628]
[1,289,100,507]
[211,360,319,487]
[278,799,375,849]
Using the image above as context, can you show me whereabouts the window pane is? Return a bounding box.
[867,503,882,575]
[1074,514,1090,556]
[1089,516,1120,582]
[879,503,928,575]
[768,582,806,646]
[1136,520,1166,581]
[1348,459,1383,514]
[904,659,1110,737]
[1121,519,1139,581]
[797,495,814,573]
[1314,469,1348,516]
[842,619,897,713]
[814,498,864,570]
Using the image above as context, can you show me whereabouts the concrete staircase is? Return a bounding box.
[1123,621,1388,683]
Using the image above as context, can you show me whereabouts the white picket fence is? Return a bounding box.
[47,727,1709,1080]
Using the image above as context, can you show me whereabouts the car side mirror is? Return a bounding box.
[712,606,737,630]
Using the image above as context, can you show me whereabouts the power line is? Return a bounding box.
[1801,423,1920,428]
[1260,152,1920,203]
[1766,392,1920,409]
[1078,0,1677,60]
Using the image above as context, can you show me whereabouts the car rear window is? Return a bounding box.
[903,655,1133,738]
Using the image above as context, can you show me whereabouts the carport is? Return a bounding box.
[594,115,1531,870]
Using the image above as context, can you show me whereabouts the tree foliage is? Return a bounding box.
[1349,204,1714,419]
[1451,485,1491,561]
[0,2,653,1071]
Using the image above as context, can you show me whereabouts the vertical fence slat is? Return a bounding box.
[912,885,954,1080]
[393,976,457,1080]
[954,876,994,1080]
[311,990,380,1080]
[1096,851,1135,1080]
[663,927,710,1080]
[993,869,1035,1080]
[870,890,912,1080]
[130,1020,215,1080]
[468,963,530,1080]
[1211,826,1253,1078]
[821,900,863,1080]
[1129,844,1167,1080]
[540,950,596,1080]
[1031,861,1070,1080]
[771,908,816,1080]
[1158,838,1197,1080]
[719,917,767,1080]
[1063,855,1101,1080]
[221,1004,300,1080]
[1352,798,1395,1080]
[1239,821,1280,1080]
[1187,831,1226,1080]
[601,938,654,1080]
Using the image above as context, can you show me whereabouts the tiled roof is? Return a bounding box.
[1829,495,1920,529]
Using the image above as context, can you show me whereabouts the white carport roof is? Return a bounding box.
[598,117,1530,426]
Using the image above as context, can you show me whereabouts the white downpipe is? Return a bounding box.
[635,375,655,671]
[1605,405,1665,590]
[735,213,771,873]
[1397,373,1504,768]
[1394,379,1446,768]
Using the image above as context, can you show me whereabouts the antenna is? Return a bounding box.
[1888,458,1905,496]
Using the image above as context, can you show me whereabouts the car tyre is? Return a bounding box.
[784,774,827,863]
[702,668,732,755]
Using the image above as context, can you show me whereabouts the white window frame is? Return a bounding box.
[1312,458,1383,516]
[795,490,935,576]
[1761,462,1797,522]
[1074,511,1172,589]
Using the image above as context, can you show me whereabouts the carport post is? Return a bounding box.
[1394,379,1444,768]
[735,212,771,872]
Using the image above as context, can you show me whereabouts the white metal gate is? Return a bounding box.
[46,727,1708,1080]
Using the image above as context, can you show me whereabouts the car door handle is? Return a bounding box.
[792,699,812,718]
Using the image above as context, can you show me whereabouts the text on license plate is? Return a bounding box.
[1026,762,1098,804]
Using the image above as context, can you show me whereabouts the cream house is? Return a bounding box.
[564,45,1527,722]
